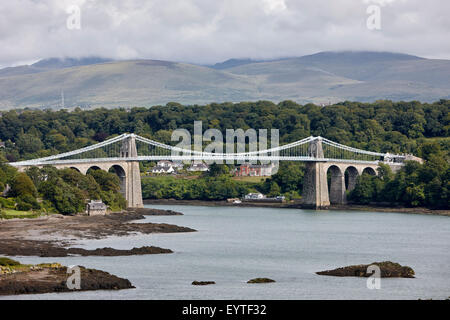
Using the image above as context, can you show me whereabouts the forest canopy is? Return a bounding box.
[0,99,448,209]
[0,99,448,162]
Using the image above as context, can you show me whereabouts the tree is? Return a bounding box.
[40,178,85,214]
[267,181,281,197]
[207,163,230,177]
[16,133,44,155]
[88,170,120,192]
[348,174,376,204]
[10,172,37,197]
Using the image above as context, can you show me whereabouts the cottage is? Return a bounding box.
[187,162,209,172]
[244,193,266,200]
[86,200,107,216]
[151,165,175,174]
[156,160,173,168]
[234,163,275,177]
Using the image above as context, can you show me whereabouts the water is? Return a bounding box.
[2,205,449,300]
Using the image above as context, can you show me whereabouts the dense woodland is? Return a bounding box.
[0,99,448,210]
[0,162,126,215]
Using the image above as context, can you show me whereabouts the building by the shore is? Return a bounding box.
[86,200,107,216]
[187,162,209,172]
[150,160,182,174]
[244,193,266,200]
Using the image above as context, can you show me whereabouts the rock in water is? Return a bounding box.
[316,261,415,278]
[247,278,276,283]
[192,281,215,285]
[0,260,134,296]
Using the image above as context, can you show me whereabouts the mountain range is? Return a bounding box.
[0,51,449,109]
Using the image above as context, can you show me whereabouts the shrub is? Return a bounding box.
[0,197,16,209]
[0,257,21,266]
[16,200,33,211]
[10,172,37,197]
[17,194,40,210]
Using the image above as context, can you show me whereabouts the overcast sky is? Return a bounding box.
[1,0,449,67]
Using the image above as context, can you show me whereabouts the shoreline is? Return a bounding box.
[0,208,195,257]
[0,208,194,296]
[143,199,450,216]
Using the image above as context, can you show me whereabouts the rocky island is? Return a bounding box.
[247,278,276,283]
[0,257,134,296]
[316,261,415,278]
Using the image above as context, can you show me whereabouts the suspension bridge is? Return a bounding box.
[10,133,411,209]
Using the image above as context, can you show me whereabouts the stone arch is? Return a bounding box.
[86,166,102,175]
[327,165,345,204]
[362,167,377,176]
[69,167,81,173]
[344,166,359,192]
[108,164,127,197]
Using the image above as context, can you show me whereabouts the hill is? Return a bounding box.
[0,51,449,109]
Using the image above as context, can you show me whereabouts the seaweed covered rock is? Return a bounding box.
[0,262,134,295]
[316,261,415,278]
[192,281,215,286]
[247,278,276,284]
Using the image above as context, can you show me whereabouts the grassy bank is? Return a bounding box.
[0,209,42,219]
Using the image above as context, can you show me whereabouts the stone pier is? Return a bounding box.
[301,138,382,209]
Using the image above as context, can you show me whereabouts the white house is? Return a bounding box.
[151,165,175,174]
[244,193,266,200]
[156,160,173,168]
[187,162,209,172]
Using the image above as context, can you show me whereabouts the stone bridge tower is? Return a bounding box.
[120,134,143,208]
[302,137,330,209]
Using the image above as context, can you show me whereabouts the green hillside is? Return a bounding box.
[0,52,449,109]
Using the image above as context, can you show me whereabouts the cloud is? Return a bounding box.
[263,0,287,14]
[0,0,449,67]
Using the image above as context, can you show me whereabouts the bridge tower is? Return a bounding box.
[120,134,143,208]
[301,137,331,209]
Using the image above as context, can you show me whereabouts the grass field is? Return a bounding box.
[0,209,40,219]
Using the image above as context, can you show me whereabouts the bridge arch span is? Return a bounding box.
[327,165,345,205]
[108,164,127,197]
[344,166,359,192]
[362,167,377,176]
[86,165,102,173]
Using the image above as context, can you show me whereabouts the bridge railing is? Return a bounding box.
[10,133,408,167]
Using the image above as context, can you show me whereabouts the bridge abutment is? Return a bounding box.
[302,161,330,209]
[329,166,346,205]
[120,134,143,208]
[125,161,143,208]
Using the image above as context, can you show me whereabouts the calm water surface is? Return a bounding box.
[2,205,449,300]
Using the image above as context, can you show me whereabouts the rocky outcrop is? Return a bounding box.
[0,259,134,295]
[0,240,172,257]
[316,261,415,278]
[247,278,276,284]
[192,281,215,286]
[130,208,183,216]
